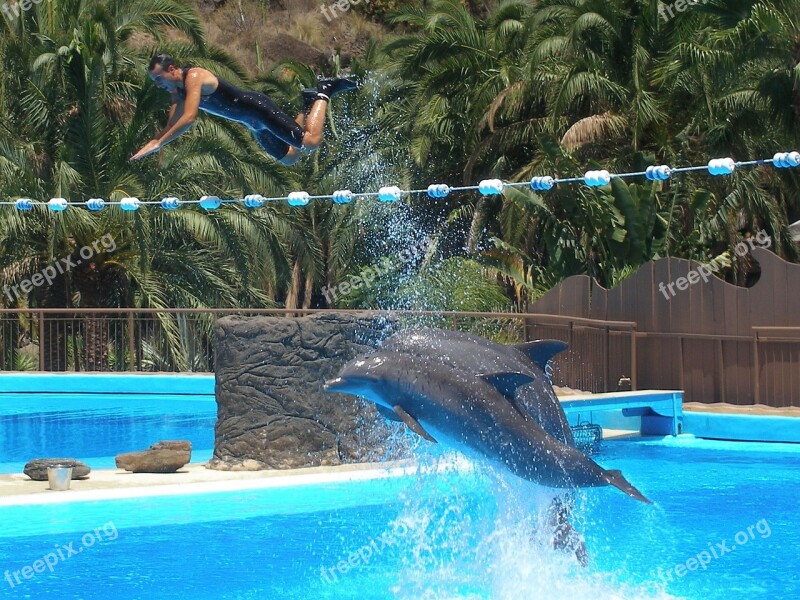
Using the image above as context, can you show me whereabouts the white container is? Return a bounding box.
[47,465,73,491]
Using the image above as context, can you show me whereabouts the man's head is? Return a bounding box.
[148,53,182,92]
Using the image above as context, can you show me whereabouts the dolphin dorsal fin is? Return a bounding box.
[480,372,535,399]
[513,340,569,370]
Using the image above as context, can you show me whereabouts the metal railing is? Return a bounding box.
[2,308,798,406]
[0,309,636,393]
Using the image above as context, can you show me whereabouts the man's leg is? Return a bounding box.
[279,77,358,165]
[280,108,315,166]
[301,100,328,150]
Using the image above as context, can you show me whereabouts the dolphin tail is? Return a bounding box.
[603,469,652,504]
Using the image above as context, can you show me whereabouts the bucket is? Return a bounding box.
[47,465,73,491]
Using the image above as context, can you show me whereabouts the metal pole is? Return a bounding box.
[631,328,638,391]
[604,326,610,392]
[753,332,760,405]
[717,338,725,404]
[38,309,44,372]
[128,311,136,372]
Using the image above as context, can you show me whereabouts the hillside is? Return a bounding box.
[194,0,389,75]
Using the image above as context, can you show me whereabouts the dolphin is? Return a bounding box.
[380,328,574,446]
[324,351,651,503]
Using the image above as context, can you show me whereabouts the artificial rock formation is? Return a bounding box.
[24,458,91,481]
[115,441,192,473]
[209,313,404,471]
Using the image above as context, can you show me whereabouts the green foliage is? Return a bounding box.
[12,349,37,371]
[333,254,510,312]
[2,0,799,340]
[353,0,422,23]
[381,0,799,298]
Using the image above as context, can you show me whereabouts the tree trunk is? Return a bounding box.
[285,260,303,310]
[83,314,109,371]
[74,262,111,371]
[303,273,314,309]
[36,271,70,372]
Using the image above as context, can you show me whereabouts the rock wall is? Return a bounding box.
[209,312,402,470]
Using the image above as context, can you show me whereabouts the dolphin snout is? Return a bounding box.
[323,377,344,391]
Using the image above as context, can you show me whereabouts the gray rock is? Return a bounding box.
[196,0,225,14]
[24,459,91,481]
[209,312,408,471]
[116,440,192,473]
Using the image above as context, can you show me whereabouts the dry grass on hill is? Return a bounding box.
[201,0,387,76]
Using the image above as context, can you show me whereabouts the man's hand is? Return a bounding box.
[130,139,162,161]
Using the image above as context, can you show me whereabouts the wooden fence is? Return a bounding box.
[529,248,800,407]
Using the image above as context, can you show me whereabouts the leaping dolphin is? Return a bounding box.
[324,351,651,503]
[380,328,574,446]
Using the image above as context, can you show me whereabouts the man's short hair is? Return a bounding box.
[149,53,177,72]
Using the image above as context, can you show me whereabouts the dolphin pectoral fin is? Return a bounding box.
[393,405,437,443]
[513,340,569,370]
[505,397,531,420]
[479,372,535,400]
[604,469,652,504]
[375,405,402,422]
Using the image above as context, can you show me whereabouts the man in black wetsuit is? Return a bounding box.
[130,54,356,166]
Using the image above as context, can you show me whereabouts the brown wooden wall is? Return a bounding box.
[527,248,800,407]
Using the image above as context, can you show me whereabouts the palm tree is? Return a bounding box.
[654,0,800,261]
[379,0,799,303]
[0,0,302,369]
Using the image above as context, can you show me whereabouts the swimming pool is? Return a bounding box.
[0,393,216,473]
[0,436,797,599]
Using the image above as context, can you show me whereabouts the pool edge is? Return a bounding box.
[0,458,478,507]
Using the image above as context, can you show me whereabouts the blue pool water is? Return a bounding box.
[0,394,216,473]
[0,436,797,599]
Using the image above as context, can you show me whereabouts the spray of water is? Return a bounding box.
[319,72,444,314]
[384,452,683,600]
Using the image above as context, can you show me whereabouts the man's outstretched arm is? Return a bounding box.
[155,96,185,140]
[130,77,201,161]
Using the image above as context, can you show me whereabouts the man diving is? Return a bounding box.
[130,53,357,165]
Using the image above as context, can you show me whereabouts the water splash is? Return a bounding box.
[385,452,683,600]
[321,72,439,312]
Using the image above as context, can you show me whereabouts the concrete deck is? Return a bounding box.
[0,460,427,506]
[603,428,640,440]
[684,402,800,417]
[0,423,637,504]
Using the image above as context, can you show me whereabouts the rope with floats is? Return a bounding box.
[3,152,799,212]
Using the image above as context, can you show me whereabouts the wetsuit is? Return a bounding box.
[180,67,305,160]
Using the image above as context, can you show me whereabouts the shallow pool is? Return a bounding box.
[0,436,797,599]
[0,394,216,473]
